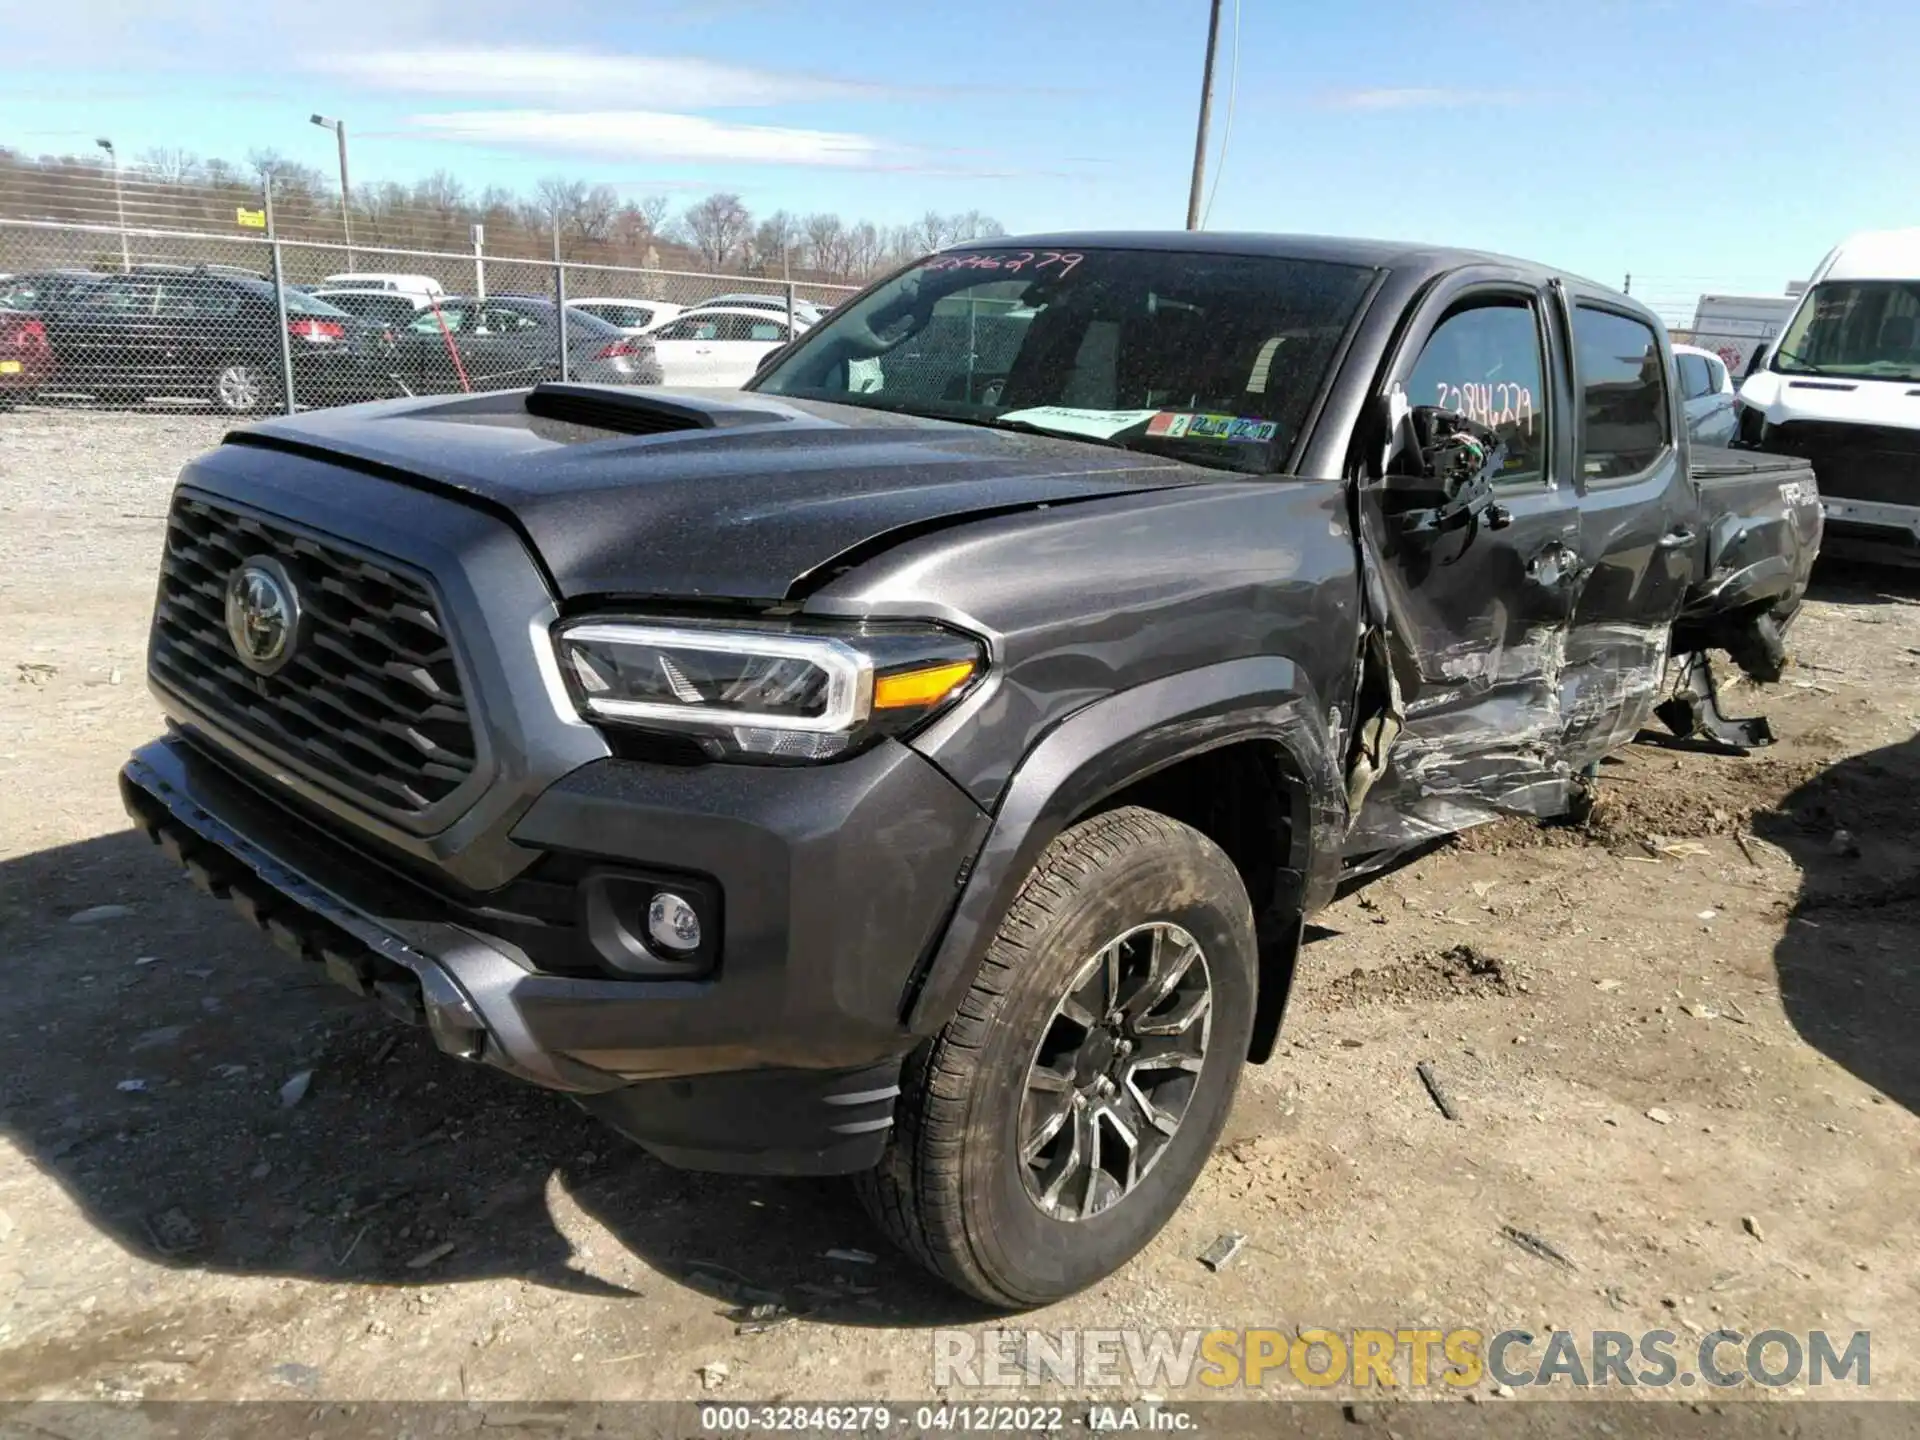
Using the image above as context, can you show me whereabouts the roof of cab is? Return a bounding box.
[954,231,1613,292]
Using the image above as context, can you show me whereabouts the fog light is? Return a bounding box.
[647,891,702,954]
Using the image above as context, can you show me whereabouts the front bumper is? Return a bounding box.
[121,731,989,1174]
[1819,496,1920,564]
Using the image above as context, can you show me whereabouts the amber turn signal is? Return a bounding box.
[872,659,977,711]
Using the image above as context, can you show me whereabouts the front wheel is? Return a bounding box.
[856,807,1257,1307]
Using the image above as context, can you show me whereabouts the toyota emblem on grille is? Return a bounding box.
[224,556,302,676]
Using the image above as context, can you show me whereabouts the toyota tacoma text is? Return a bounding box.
[120,233,1820,1306]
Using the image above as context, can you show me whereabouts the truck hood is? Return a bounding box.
[232,386,1211,601]
[1740,370,1920,430]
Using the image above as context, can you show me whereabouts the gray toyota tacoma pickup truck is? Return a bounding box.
[119,232,1820,1307]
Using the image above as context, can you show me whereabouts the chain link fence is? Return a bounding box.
[0,184,860,417]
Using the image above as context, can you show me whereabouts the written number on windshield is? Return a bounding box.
[920,251,1085,276]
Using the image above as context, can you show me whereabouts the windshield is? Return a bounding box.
[1772,280,1920,382]
[750,247,1377,474]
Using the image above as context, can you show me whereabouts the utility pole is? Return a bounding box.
[95,138,129,271]
[310,114,354,269]
[1185,0,1224,231]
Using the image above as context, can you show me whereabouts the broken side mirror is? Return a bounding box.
[1376,402,1512,549]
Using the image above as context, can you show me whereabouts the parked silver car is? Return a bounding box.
[1674,343,1737,447]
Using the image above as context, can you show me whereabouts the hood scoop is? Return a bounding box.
[524,383,792,437]
[1786,380,1859,393]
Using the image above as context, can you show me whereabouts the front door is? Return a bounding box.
[1350,275,1585,849]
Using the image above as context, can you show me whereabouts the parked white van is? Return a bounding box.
[1738,228,1920,561]
[318,273,447,309]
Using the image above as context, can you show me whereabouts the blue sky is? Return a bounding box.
[5,0,1918,312]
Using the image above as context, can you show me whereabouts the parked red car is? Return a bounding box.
[0,307,53,405]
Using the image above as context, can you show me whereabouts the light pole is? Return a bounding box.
[309,113,354,269]
[95,137,130,271]
[1184,0,1224,230]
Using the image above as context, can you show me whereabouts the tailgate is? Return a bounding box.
[1682,445,1822,620]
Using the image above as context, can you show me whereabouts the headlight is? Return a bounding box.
[554,617,984,763]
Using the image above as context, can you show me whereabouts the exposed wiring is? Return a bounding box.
[1201,0,1242,229]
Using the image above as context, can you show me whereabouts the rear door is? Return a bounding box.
[650,314,723,384]
[1557,290,1695,762]
[57,276,166,393]
[466,302,552,388]
[708,314,790,386]
[1350,270,1585,847]
[397,301,473,392]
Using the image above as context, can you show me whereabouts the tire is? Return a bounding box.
[856,806,1257,1307]
[209,360,277,416]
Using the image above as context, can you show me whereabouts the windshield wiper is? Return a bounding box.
[1771,348,1832,376]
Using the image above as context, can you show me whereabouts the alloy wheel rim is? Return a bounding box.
[218,365,260,411]
[1018,921,1213,1221]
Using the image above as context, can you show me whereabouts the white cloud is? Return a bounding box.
[408,109,889,168]
[320,47,897,109]
[1320,87,1532,111]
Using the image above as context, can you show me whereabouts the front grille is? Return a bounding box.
[1766,421,1920,505]
[151,494,480,816]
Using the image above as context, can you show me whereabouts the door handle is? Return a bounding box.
[1656,526,1697,550]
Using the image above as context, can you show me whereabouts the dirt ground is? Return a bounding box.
[1,408,1917,1416]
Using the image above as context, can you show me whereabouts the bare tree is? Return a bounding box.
[138,146,201,185]
[573,183,620,244]
[677,192,753,270]
[803,212,848,280]
[844,220,886,278]
[748,210,802,275]
[412,170,468,223]
[951,209,1006,242]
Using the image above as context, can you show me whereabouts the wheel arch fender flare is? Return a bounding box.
[902,655,1347,1037]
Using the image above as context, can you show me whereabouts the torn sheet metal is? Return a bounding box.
[1345,403,1683,854]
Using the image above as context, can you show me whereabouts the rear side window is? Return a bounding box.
[1706,355,1728,392]
[1676,353,1712,399]
[1403,300,1548,485]
[1573,307,1670,481]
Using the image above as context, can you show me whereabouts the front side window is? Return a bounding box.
[1403,300,1548,485]
[81,278,161,315]
[1773,280,1920,382]
[409,306,470,333]
[582,303,652,328]
[754,247,1377,475]
[656,318,720,341]
[474,305,539,334]
[1573,307,1670,481]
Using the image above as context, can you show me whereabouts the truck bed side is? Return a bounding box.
[1675,445,1822,675]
